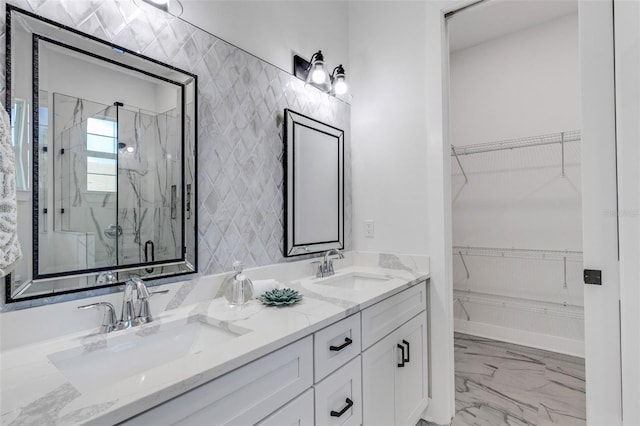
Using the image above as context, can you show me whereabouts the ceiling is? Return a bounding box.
[448,0,578,52]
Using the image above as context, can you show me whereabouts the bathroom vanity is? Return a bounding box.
[0,253,430,426]
[1,3,431,425]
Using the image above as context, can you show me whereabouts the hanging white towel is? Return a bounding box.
[0,107,22,276]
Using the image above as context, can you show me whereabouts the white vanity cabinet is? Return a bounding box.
[256,389,314,426]
[121,281,428,426]
[314,313,361,381]
[314,356,362,426]
[122,337,313,426]
[361,283,429,426]
[312,313,363,425]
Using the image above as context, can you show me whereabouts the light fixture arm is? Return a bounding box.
[331,64,345,81]
[307,51,324,70]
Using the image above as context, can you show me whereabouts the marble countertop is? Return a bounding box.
[0,254,429,425]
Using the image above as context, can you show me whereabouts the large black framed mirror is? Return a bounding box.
[283,109,344,257]
[5,5,197,302]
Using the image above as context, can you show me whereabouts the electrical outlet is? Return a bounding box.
[364,220,375,238]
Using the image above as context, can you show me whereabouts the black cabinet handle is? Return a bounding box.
[330,398,354,417]
[397,344,405,367]
[402,339,410,363]
[329,337,353,352]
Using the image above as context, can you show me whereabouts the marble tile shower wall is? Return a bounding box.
[0,0,351,303]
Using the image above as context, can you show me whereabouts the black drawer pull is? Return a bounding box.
[329,337,353,352]
[330,398,354,417]
[402,339,410,363]
[397,344,405,367]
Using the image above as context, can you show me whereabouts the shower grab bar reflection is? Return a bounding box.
[145,241,155,274]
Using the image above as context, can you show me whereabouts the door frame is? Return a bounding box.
[438,0,625,424]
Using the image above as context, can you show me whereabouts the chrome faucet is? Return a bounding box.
[133,276,157,324]
[122,276,169,327]
[313,249,345,278]
[118,278,138,329]
[77,302,118,333]
[78,276,168,333]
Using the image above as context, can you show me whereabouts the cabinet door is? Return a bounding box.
[362,330,397,426]
[257,388,314,426]
[123,337,313,426]
[314,356,362,426]
[394,313,428,426]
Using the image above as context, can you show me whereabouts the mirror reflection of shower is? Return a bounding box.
[37,92,182,275]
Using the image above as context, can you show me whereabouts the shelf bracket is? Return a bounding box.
[451,146,468,184]
[454,298,471,321]
[458,251,470,279]
[561,131,566,177]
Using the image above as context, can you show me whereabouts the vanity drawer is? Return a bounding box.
[361,282,427,350]
[256,388,314,426]
[123,336,313,426]
[314,313,361,381]
[314,355,362,426]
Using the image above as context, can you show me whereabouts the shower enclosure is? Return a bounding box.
[39,92,182,275]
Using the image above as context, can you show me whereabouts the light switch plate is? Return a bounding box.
[364,220,375,238]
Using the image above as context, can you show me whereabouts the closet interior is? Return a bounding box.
[449,4,584,356]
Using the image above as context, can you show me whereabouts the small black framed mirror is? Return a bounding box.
[283,109,344,257]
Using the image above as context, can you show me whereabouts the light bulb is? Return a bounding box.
[333,77,348,95]
[311,65,326,84]
[126,146,135,153]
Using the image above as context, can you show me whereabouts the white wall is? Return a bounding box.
[349,2,429,254]
[614,0,640,423]
[448,12,583,355]
[580,1,622,423]
[349,2,455,423]
[450,13,580,144]
[180,1,349,74]
[41,45,175,113]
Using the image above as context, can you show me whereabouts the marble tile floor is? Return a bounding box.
[418,333,586,426]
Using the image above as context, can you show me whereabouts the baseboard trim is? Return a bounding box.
[454,319,585,358]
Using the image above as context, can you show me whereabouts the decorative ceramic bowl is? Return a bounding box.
[259,288,303,306]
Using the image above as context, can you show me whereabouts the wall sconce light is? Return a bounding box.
[294,50,348,96]
[331,64,347,95]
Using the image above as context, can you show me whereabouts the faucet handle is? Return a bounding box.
[139,288,170,301]
[136,288,169,324]
[311,261,323,278]
[326,259,335,275]
[78,302,118,333]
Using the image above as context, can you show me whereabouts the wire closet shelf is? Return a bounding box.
[453,246,585,321]
[450,130,581,156]
[452,245,583,262]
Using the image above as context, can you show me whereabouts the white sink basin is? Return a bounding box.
[315,271,392,290]
[47,315,251,392]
